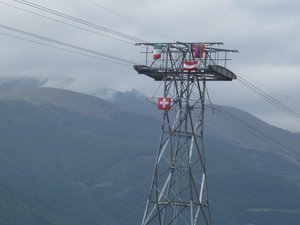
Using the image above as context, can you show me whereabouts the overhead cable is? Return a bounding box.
[0,31,131,66]
[0,2,134,46]
[238,73,300,106]
[83,0,177,42]
[209,104,300,162]
[237,75,300,121]
[14,0,147,43]
[0,23,138,65]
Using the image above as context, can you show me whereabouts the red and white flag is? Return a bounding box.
[183,60,198,71]
[153,44,162,60]
[158,97,171,110]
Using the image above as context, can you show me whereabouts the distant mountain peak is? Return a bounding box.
[0,77,45,94]
[92,88,118,101]
[92,88,160,119]
[0,86,122,121]
[92,88,147,101]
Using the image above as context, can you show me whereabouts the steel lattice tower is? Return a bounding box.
[134,42,237,225]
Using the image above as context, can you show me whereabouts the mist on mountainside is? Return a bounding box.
[0,78,299,225]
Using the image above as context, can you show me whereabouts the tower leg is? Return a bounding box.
[142,76,212,225]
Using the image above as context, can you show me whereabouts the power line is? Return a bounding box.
[238,72,300,107]
[0,1,135,46]
[237,75,300,121]
[208,104,300,162]
[189,87,299,161]
[0,23,138,65]
[0,31,131,66]
[14,0,147,43]
[82,0,177,42]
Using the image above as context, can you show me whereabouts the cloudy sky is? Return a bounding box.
[0,0,299,132]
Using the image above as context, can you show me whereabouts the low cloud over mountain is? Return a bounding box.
[0,79,299,225]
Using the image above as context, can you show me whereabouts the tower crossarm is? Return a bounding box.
[134,42,238,81]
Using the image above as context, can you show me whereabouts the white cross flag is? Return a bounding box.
[158,97,171,110]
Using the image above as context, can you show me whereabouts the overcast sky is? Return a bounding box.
[0,0,299,132]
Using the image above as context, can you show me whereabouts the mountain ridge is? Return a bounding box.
[0,79,299,225]
[92,87,300,166]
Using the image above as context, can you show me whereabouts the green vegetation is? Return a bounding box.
[0,86,299,225]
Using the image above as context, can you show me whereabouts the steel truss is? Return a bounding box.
[135,42,237,225]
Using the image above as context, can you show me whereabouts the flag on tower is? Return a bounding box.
[158,97,171,110]
[153,44,162,59]
[183,60,198,71]
[193,44,200,58]
[193,43,205,58]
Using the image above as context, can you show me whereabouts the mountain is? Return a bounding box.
[205,106,300,164]
[0,77,43,93]
[93,88,159,119]
[96,88,300,225]
[0,85,160,225]
[95,88,300,165]
[0,80,299,225]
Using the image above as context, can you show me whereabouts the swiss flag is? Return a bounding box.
[158,97,171,110]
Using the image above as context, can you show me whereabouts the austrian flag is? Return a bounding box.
[158,97,171,110]
[183,60,198,71]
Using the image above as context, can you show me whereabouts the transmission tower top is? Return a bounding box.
[134,42,238,81]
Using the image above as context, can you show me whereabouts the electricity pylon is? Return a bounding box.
[134,42,237,225]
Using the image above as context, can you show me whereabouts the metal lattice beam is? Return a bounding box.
[135,42,237,225]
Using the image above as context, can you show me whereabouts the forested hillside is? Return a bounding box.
[0,83,299,225]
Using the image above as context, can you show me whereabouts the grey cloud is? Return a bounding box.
[0,0,299,131]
